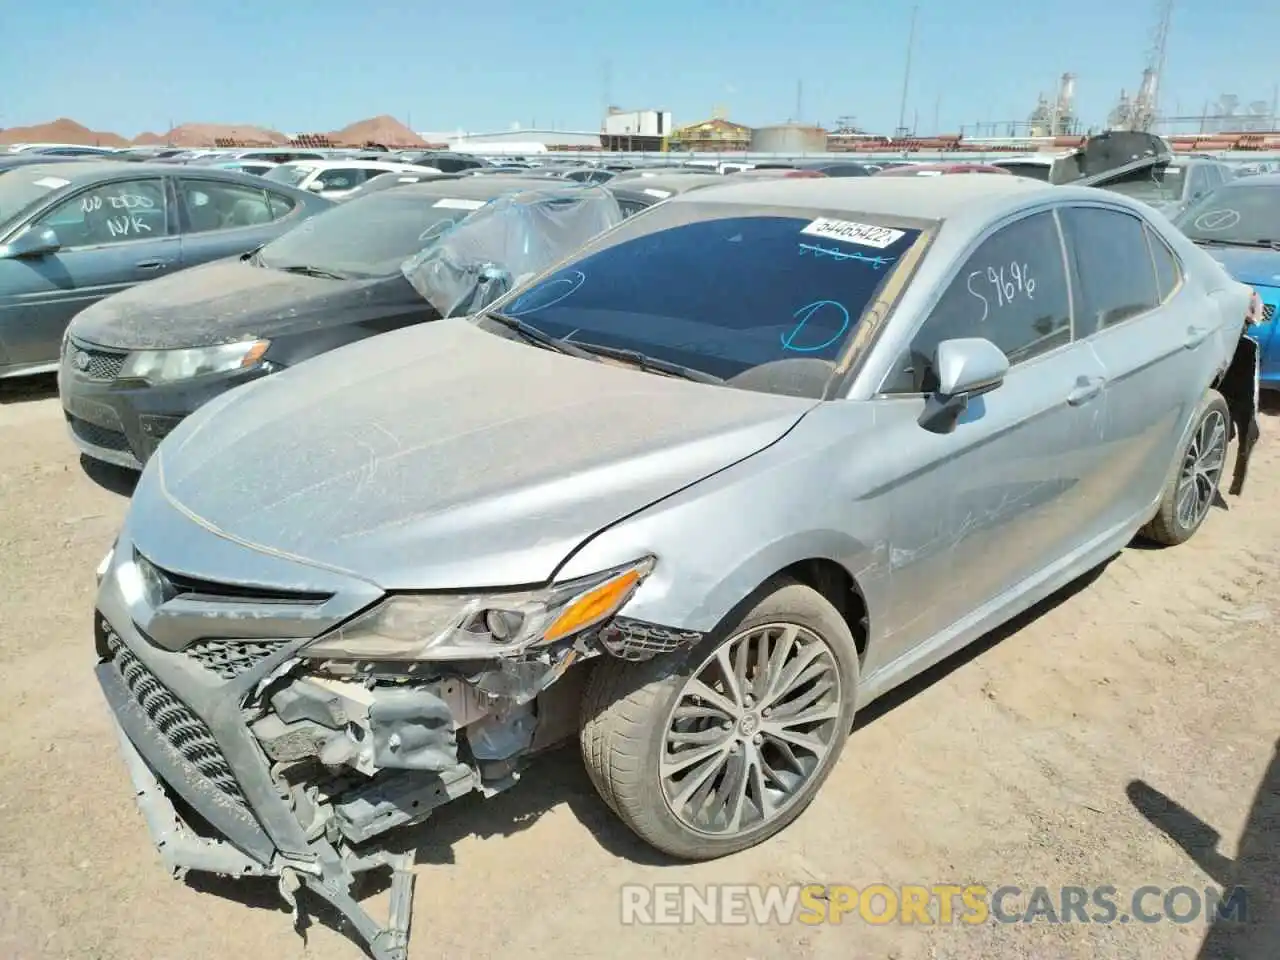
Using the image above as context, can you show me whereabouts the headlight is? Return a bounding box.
[119,339,270,384]
[304,556,655,661]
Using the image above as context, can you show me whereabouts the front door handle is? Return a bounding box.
[1066,375,1105,406]
[1183,325,1211,349]
[135,259,169,271]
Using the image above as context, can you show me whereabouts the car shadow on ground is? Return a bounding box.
[79,454,138,497]
[1127,738,1279,959]
[186,556,1118,950]
[0,372,56,404]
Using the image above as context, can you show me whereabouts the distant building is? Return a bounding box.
[602,108,672,151]
[667,117,752,152]
[446,128,604,152]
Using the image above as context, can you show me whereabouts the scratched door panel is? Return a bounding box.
[3,178,177,366]
[863,342,1109,672]
[1059,208,1207,532]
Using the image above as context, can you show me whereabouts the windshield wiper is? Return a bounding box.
[1194,238,1280,250]
[571,342,724,384]
[483,312,597,360]
[273,264,349,281]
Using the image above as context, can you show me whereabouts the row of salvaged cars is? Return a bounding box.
[6,131,1274,959]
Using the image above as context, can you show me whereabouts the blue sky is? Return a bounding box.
[1,0,1274,137]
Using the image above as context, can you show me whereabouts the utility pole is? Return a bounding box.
[795,80,803,124]
[896,4,918,136]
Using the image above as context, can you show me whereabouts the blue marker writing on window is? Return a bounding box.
[798,242,895,269]
[507,270,586,316]
[782,300,850,353]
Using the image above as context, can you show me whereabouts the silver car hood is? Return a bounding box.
[152,318,815,589]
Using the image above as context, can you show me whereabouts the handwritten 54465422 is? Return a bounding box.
[966,261,1035,323]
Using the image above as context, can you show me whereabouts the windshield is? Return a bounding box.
[264,163,313,187]
[1174,183,1280,245]
[1103,165,1185,203]
[257,192,481,278]
[0,167,70,224]
[480,202,926,386]
[0,167,71,225]
[995,162,1052,181]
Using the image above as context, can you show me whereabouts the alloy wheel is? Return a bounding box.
[659,622,843,838]
[1175,409,1228,530]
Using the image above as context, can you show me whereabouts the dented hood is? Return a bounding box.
[151,318,815,589]
[69,258,427,351]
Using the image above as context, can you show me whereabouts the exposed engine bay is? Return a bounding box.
[253,642,588,850]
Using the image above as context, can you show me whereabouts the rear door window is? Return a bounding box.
[1058,207,1160,332]
[1145,225,1181,302]
[316,168,366,191]
[178,179,282,233]
[881,211,1071,394]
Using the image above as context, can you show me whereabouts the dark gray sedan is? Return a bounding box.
[0,161,332,379]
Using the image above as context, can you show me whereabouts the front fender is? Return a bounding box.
[557,430,888,641]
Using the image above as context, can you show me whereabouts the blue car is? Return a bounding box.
[1175,173,1280,389]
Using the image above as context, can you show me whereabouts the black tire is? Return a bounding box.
[1140,389,1230,546]
[579,577,859,860]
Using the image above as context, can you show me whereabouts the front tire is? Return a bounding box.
[1140,389,1230,546]
[579,578,859,860]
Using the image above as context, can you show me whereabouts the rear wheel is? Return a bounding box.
[1140,389,1230,546]
[579,579,859,860]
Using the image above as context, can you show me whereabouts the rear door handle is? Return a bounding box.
[1184,325,1211,349]
[135,259,169,271]
[1066,375,1105,406]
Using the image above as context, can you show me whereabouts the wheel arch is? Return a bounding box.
[613,529,882,664]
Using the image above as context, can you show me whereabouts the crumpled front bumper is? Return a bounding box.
[97,614,417,960]
[93,503,416,959]
[104,702,273,880]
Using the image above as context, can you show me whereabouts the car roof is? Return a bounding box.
[281,159,419,170]
[1219,172,1280,187]
[608,173,729,197]
[380,175,566,200]
[1,160,280,185]
[991,155,1056,165]
[665,174,1048,220]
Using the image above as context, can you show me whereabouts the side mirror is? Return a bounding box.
[306,181,327,192]
[919,337,1009,434]
[0,226,61,260]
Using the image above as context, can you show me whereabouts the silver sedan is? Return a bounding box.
[92,174,1260,958]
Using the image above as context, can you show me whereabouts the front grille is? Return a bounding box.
[187,639,288,680]
[66,414,130,452]
[69,344,126,381]
[1263,303,1275,324]
[106,631,248,808]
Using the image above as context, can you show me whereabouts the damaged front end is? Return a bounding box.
[95,545,685,959]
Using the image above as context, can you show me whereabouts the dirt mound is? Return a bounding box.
[131,131,168,146]
[330,114,425,147]
[160,123,288,147]
[0,117,128,147]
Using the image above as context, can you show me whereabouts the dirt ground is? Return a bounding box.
[0,375,1276,960]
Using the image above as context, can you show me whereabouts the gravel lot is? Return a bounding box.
[0,375,1276,960]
